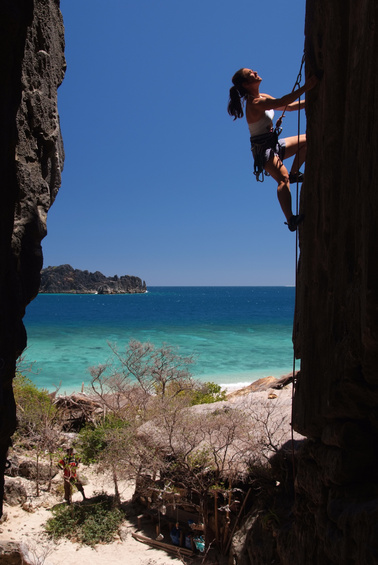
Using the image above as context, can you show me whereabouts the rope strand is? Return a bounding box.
[289,51,305,483]
[275,53,305,134]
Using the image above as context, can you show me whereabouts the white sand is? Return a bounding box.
[0,469,183,565]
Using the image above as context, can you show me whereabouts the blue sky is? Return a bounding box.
[44,0,307,286]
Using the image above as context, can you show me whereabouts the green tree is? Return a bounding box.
[189,382,227,405]
[13,374,59,495]
[78,416,133,506]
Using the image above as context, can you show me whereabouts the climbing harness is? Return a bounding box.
[251,53,306,184]
[250,130,280,182]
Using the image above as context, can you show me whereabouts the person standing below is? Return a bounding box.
[227,68,317,231]
[58,447,86,504]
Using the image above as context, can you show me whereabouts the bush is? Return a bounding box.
[77,416,130,465]
[189,382,227,405]
[13,373,56,437]
[77,425,108,465]
[45,497,124,546]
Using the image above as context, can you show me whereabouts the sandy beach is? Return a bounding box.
[0,379,297,565]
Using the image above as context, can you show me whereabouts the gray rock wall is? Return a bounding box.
[0,0,65,516]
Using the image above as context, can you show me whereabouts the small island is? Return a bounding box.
[39,264,147,294]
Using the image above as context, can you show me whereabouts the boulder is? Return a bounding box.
[18,460,56,482]
[3,478,27,506]
[4,456,19,478]
[0,542,33,565]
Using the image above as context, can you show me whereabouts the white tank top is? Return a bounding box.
[248,109,274,136]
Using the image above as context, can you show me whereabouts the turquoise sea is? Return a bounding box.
[22,287,297,394]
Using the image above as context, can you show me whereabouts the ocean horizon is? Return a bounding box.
[22,286,297,394]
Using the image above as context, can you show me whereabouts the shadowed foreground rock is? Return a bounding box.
[0,0,65,518]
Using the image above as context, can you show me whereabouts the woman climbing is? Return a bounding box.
[227,68,317,231]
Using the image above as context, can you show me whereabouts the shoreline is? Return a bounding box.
[23,287,296,397]
[48,370,296,398]
[22,356,295,394]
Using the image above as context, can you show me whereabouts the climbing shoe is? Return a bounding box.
[285,214,304,232]
[289,171,304,184]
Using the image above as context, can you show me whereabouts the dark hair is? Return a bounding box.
[227,68,248,120]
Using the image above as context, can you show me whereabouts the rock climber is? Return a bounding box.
[227,68,317,231]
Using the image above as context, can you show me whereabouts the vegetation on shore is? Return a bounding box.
[45,496,124,546]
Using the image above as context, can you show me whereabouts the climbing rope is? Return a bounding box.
[289,52,306,482]
[275,53,305,135]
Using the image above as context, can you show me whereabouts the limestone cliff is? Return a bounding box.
[0,0,65,518]
[232,0,378,563]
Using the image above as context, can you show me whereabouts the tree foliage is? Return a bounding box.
[88,340,195,417]
[13,373,60,495]
[77,416,135,505]
[13,373,56,437]
[189,382,227,405]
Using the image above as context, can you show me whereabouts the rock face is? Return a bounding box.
[40,264,147,294]
[0,0,65,516]
[235,0,378,563]
[292,0,378,561]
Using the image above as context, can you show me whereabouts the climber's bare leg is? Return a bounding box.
[283,134,306,174]
[264,155,292,222]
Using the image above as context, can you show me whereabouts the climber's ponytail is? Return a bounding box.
[227,86,244,120]
[227,69,248,120]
